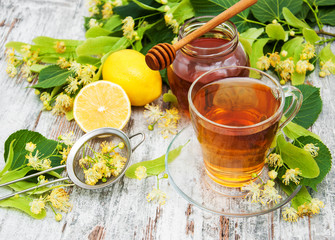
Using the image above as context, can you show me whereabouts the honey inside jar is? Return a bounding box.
[167,17,249,113]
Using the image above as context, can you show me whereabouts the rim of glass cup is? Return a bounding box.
[165,126,302,217]
[188,66,285,130]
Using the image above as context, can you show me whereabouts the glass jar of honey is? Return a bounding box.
[167,16,249,113]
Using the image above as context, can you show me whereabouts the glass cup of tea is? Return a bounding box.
[188,66,303,188]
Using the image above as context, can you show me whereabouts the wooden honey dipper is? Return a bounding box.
[145,0,258,70]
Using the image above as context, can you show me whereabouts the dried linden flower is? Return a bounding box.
[135,166,147,180]
[282,168,302,185]
[282,207,299,222]
[241,182,261,203]
[147,187,167,205]
[30,196,46,215]
[304,143,319,157]
[25,142,36,152]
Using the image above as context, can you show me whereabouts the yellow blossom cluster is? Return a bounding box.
[79,141,127,185]
[146,187,167,205]
[25,150,52,171]
[265,153,283,167]
[5,45,40,81]
[319,60,335,77]
[30,187,72,220]
[36,58,97,116]
[52,93,74,115]
[87,0,122,19]
[266,154,303,185]
[59,131,76,146]
[281,198,325,222]
[304,143,319,157]
[59,146,71,164]
[47,188,72,212]
[121,16,139,40]
[256,42,316,84]
[241,180,281,205]
[282,168,302,185]
[88,18,102,28]
[54,41,66,53]
[297,198,324,216]
[135,166,147,180]
[143,103,180,139]
[164,13,179,34]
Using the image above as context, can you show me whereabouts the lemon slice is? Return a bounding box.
[73,81,131,132]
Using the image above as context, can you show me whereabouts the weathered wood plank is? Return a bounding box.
[0,1,334,240]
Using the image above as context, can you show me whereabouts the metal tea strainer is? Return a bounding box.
[0,127,145,200]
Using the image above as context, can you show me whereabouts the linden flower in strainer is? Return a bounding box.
[79,141,126,185]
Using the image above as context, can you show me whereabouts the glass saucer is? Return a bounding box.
[165,125,301,217]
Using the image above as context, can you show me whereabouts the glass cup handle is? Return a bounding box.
[279,86,303,130]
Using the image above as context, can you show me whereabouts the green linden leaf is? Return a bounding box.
[239,37,252,56]
[240,28,265,56]
[132,0,159,11]
[250,38,269,68]
[32,36,83,47]
[39,56,61,64]
[159,69,169,86]
[251,0,303,23]
[85,26,112,38]
[163,90,178,104]
[210,0,259,32]
[318,8,335,26]
[0,196,46,219]
[0,167,32,185]
[125,142,187,179]
[277,167,305,208]
[283,121,320,141]
[5,41,27,54]
[171,0,195,23]
[7,180,38,192]
[7,181,71,195]
[296,2,310,19]
[76,36,122,57]
[291,45,305,85]
[76,56,101,66]
[30,64,48,73]
[319,44,335,63]
[133,21,159,52]
[294,136,332,191]
[282,7,310,29]
[281,37,304,60]
[302,28,320,44]
[265,24,286,40]
[3,129,63,173]
[102,15,123,32]
[291,71,305,86]
[100,37,131,64]
[190,0,259,32]
[114,0,162,19]
[291,186,312,210]
[239,28,264,46]
[140,21,175,54]
[315,0,335,6]
[285,84,322,129]
[32,65,73,89]
[277,134,319,178]
[0,140,15,177]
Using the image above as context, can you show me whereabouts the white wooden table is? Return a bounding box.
[0,1,335,239]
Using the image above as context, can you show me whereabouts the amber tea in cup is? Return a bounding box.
[188,66,302,188]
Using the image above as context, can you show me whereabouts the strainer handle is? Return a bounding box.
[129,132,145,152]
[0,177,72,201]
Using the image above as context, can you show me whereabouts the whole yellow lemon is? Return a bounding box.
[102,49,162,106]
